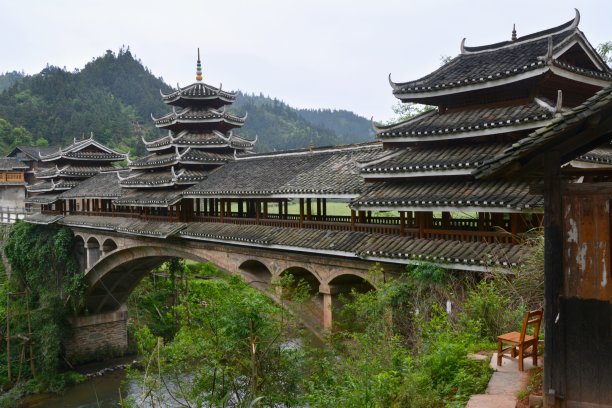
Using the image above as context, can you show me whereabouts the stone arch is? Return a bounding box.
[85,237,101,269]
[327,273,376,294]
[73,235,87,273]
[101,238,118,256]
[325,273,376,331]
[279,266,321,297]
[84,244,279,314]
[239,259,273,289]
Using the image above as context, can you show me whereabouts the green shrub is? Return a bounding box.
[462,281,523,342]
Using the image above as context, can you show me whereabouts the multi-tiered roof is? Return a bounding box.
[26,135,125,205]
[359,10,611,218]
[120,50,255,195]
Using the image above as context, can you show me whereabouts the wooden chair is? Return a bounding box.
[497,308,543,371]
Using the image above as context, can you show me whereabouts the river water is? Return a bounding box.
[21,369,132,408]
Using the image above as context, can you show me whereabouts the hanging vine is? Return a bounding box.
[2,221,86,380]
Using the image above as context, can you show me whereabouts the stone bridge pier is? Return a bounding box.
[66,229,402,362]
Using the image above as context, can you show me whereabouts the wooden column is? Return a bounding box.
[400,211,406,236]
[358,210,366,223]
[220,199,225,222]
[418,212,425,239]
[543,151,565,407]
[255,200,260,223]
[351,209,356,231]
[316,198,321,220]
[322,198,327,217]
[263,201,268,218]
[299,198,305,228]
[306,198,312,221]
[511,213,519,244]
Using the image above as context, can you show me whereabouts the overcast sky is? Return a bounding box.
[1,0,610,121]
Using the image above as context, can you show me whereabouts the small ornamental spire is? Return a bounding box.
[196,48,203,82]
[511,24,517,41]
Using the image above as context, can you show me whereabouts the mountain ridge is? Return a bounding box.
[0,49,374,155]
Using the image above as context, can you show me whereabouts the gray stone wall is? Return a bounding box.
[65,307,128,363]
[0,186,25,209]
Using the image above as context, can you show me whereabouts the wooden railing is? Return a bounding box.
[44,210,517,244]
[0,172,25,183]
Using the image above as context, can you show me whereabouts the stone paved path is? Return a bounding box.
[466,352,536,408]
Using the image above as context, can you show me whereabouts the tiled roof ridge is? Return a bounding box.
[38,136,125,160]
[462,10,579,54]
[235,141,381,160]
[160,81,236,103]
[474,83,612,179]
[376,100,553,140]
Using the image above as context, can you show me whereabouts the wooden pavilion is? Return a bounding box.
[476,84,612,407]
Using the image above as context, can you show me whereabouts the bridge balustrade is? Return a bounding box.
[42,205,521,244]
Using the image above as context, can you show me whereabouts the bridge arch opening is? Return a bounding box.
[85,237,102,269]
[279,266,321,298]
[327,273,376,331]
[101,238,118,256]
[73,235,87,273]
[238,260,272,288]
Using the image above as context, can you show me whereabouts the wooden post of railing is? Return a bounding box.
[358,210,366,223]
[299,198,304,228]
[511,213,519,244]
[351,210,356,231]
[400,211,406,236]
[418,212,425,239]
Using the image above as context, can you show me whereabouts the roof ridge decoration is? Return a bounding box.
[460,9,580,55]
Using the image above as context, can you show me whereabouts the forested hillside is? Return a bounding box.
[0,49,373,156]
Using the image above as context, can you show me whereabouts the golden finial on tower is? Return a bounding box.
[196,48,203,81]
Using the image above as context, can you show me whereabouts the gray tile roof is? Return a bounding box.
[24,193,60,204]
[376,101,554,140]
[60,172,123,199]
[390,14,611,100]
[475,84,612,179]
[576,147,612,165]
[0,157,28,170]
[361,143,507,176]
[57,215,186,238]
[35,165,116,178]
[352,179,543,211]
[184,144,384,197]
[119,169,207,188]
[179,222,528,268]
[24,212,63,224]
[161,82,236,105]
[9,146,59,161]
[113,188,184,206]
[154,107,245,129]
[143,131,255,151]
[27,180,79,192]
[26,213,531,270]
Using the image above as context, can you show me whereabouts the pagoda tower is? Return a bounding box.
[27,135,125,210]
[354,10,612,247]
[119,50,255,195]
